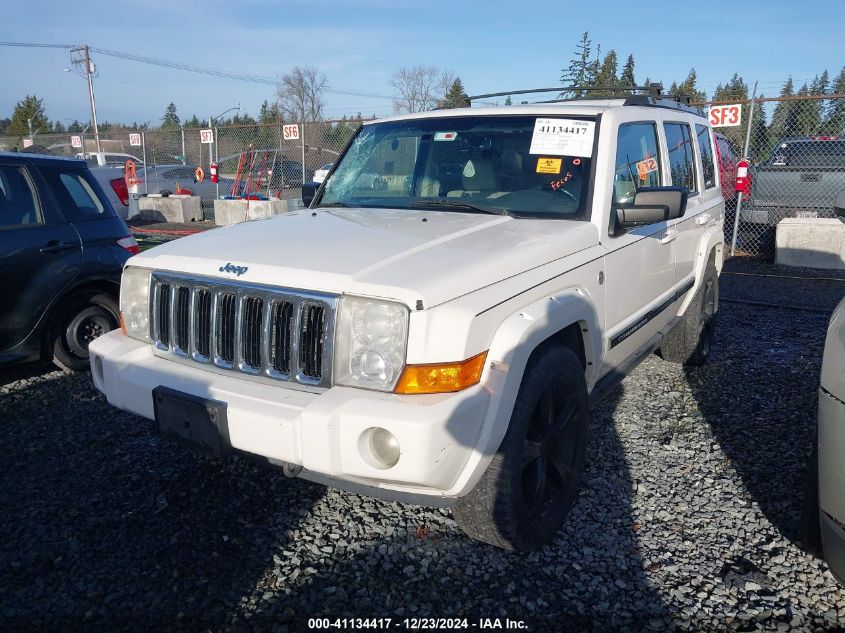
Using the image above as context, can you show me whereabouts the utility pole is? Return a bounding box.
[70,45,101,153]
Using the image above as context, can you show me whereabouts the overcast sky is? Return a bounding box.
[1,0,844,126]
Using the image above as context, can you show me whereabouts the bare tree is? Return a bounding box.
[276,65,328,123]
[391,66,455,114]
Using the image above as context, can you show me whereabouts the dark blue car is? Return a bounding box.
[0,152,139,370]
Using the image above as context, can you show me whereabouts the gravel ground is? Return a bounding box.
[1,262,844,632]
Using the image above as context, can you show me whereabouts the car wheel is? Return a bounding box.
[659,254,718,367]
[452,346,588,551]
[51,291,119,372]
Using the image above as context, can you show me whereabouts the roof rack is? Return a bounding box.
[462,83,704,116]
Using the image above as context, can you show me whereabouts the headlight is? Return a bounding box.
[334,296,409,391]
[119,267,151,342]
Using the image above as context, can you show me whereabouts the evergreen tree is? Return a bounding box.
[9,95,50,137]
[713,73,748,102]
[676,68,706,102]
[593,50,619,96]
[823,67,845,134]
[770,77,797,140]
[748,93,771,163]
[560,32,593,97]
[51,120,66,133]
[442,78,468,108]
[620,54,636,89]
[161,102,180,129]
[504,95,513,106]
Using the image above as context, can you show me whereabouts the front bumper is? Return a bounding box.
[819,387,845,583]
[88,331,491,503]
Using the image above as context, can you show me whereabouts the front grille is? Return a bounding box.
[151,273,336,389]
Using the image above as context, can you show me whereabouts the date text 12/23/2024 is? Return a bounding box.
[308,617,528,630]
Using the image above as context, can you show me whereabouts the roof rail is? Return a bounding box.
[464,83,664,106]
[621,95,705,116]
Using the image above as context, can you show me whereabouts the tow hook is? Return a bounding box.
[281,462,303,478]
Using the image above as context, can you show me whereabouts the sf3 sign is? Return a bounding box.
[283,124,300,141]
[709,104,742,128]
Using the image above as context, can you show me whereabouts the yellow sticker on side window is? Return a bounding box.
[536,157,562,174]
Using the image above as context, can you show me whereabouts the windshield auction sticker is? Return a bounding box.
[529,119,595,157]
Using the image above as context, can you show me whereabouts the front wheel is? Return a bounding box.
[452,346,589,551]
[51,291,119,371]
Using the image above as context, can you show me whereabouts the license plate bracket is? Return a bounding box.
[153,386,231,456]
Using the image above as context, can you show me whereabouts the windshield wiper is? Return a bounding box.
[412,199,513,217]
[317,201,353,208]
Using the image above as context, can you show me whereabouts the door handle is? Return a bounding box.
[658,230,677,244]
[40,241,76,254]
[695,213,712,225]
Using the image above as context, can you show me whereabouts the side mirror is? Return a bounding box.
[835,190,845,218]
[633,186,688,219]
[301,181,319,207]
[613,186,689,233]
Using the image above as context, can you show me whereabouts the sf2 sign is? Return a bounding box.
[283,124,300,141]
[709,104,742,128]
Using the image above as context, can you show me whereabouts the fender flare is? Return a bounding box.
[446,287,601,497]
[677,226,724,315]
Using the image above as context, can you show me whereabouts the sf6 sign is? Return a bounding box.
[283,124,300,140]
[709,104,742,128]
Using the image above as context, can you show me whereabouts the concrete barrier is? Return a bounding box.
[775,217,845,270]
[138,195,202,223]
[213,198,301,226]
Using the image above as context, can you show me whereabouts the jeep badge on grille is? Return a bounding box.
[219,262,249,276]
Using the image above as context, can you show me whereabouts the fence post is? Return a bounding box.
[141,131,148,194]
[301,120,306,183]
[730,81,758,256]
[181,127,186,166]
[215,125,220,200]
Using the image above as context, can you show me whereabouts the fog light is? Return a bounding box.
[368,427,400,468]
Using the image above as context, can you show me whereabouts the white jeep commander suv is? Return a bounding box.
[90,92,724,551]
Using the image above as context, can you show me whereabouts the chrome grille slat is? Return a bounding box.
[150,273,336,390]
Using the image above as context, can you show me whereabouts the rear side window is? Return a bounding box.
[695,125,717,190]
[612,122,661,204]
[39,167,113,220]
[663,123,698,194]
[0,165,42,228]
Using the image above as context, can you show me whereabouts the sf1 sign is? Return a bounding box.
[200,129,214,144]
[129,133,141,147]
[71,135,82,149]
[709,104,742,128]
[283,124,300,141]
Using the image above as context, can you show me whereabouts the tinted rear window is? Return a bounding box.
[770,141,845,168]
[39,166,115,220]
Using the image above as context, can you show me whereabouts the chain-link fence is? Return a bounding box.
[0,118,366,220]
[696,93,845,257]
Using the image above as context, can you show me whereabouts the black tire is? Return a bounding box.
[51,291,119,372]
[659,255,718,367]
[452,346,589,551]
[800,429,824,557]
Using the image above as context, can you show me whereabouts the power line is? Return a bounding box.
[0,41,395,101]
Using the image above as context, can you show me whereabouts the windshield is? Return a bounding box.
[318,115,595,219]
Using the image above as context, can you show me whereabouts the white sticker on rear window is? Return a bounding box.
[529,119,595,157]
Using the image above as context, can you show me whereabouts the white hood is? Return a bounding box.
[134,208,599,308]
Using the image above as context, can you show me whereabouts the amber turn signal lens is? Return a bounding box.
[394,352,488,395]
[119,312,127,336]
